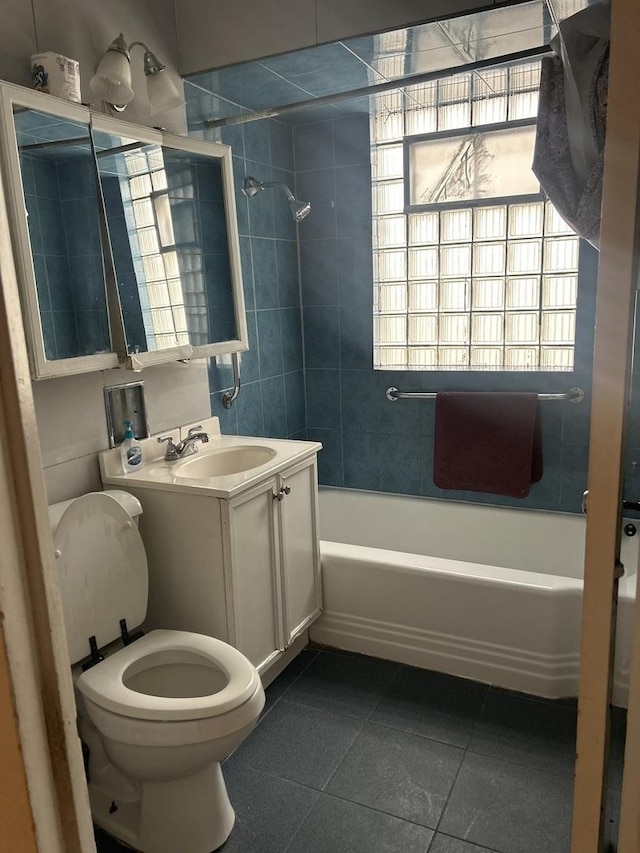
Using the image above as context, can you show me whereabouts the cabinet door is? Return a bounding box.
[278,458,322,645]
[0,85,119,378]
[225,478,283,671]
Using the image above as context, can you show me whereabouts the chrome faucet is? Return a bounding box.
[158,426,210,461]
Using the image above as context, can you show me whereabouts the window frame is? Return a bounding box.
[403,118,543,213]
[371,56,582,374]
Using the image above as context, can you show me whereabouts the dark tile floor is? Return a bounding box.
[95,646,625,853]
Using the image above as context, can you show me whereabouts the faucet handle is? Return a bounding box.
[186,425,210,443]
[157,435,179,460]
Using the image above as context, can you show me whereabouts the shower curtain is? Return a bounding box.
[533,2,610,248]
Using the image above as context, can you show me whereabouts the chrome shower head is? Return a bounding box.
[290,198,311,222]
[242,175,311,221]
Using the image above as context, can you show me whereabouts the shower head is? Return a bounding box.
[289,198,311,222]
[242,175,311,221]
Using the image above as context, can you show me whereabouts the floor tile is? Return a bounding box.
[264,647,321,706]
[371,666,489,748]
[326,722,463,828]
[286,793,434,853]
[221,763,320,852]
[88,650,609,853]
[428,834,497,853]
[438,751,573,853]
[608,713,627,792]
[94,827,129,852]
[603,786,620,852]
[467,688,577,775]
[284,650,400,720]
[228,699,363,789]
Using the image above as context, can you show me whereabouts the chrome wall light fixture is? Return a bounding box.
[89,33,183,115]
[242,176,311,222]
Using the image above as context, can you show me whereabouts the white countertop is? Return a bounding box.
[100,418,321,499]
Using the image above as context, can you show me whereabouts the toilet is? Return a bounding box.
[49,490,265,853]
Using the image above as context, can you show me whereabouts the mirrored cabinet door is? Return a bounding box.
[0,83,248,379]
[92,116,247,370]
[0,84,118,378]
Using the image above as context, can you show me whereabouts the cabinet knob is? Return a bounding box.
[273,485,291,501]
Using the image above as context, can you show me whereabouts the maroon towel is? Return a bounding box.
[433,392,543,498]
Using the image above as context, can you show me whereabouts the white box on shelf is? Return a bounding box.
[31,53,81,103]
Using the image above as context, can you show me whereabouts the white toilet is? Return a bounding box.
[49,490,265,853]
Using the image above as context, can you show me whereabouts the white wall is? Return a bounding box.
[1,0,213,502]
[176,0,498,74]
[34,363,211,503]
[0,0,185,133]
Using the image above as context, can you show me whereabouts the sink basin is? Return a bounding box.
[173,445,276,479]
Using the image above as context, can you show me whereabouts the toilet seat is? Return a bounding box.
[77,629,261,721]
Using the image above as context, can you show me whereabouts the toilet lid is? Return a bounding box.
[54,493,148,665]
[77,630,261,721]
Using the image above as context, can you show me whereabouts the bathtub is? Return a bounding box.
[310,488,638,706]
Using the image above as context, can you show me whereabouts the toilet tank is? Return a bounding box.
[48,490,148,665]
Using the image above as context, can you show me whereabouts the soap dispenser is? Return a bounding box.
[120,421,143,472]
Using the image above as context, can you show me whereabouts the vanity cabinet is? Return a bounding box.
[225,459,321,669]
[125,455,321,675]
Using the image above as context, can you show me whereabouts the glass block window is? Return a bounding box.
[371,58,580,371]
[120,150,197,351]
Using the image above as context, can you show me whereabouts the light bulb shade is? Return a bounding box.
[145,68,184,114]
[89,48,134,105]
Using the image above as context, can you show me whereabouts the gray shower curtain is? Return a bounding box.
[533,2,610,248]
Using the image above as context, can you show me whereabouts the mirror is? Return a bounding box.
[15,111,112,359]
[92,117,246,369]
[0,85,119,377]
[0,83,247,378]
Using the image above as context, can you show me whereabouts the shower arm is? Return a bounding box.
[258,180,295,202]
[242,175,311,221]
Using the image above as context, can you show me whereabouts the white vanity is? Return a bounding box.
[100,418,322,681]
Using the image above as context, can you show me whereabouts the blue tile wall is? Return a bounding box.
[295,113,613,514]
[186,78,640,516]
[186,82,305,441]
[23,152,109,360]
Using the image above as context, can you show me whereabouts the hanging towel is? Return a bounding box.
[532,3,610,247]
[433,392,542,498]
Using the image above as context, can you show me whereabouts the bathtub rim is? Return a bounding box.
[320,539,637,601]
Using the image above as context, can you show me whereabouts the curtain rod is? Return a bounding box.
[204,45,551,129]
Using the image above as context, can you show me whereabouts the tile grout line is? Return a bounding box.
[228,648,584,853]
[287,650,402,795]
[430,684,491,841]
[282,786,440,853]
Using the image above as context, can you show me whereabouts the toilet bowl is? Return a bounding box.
[50,491,265,853]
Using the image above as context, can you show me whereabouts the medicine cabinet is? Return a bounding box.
[0,82,247,379]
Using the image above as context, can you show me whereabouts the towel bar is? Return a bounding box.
[385,386,585,403]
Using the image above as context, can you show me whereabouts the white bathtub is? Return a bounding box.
[310,488,638,706]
